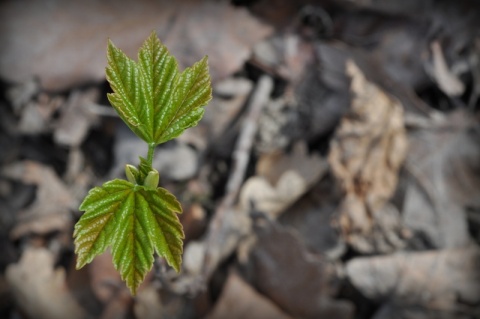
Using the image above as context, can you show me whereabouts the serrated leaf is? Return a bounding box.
[74,179,184,295]
[106,42,151,142]
[106,31,212,145]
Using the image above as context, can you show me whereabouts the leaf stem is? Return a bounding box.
[147,143,156,167]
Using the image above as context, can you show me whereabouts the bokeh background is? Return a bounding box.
[1,0,480,318]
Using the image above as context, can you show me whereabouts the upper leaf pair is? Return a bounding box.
[106,31,212,145]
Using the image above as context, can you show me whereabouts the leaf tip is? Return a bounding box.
[107,38,116,52]
[127,284,138,296]
[75,256,86,270]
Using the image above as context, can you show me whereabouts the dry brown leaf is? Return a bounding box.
[329,60,409,253]
[206,270,293,319]
[246,221,354,319]
[5,248,85,319]
[0,0,272,90]
[240,142,327,218]
[346,246,480,318]
[1,161,75,240]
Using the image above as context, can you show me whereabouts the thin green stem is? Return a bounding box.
[147,143,156,167]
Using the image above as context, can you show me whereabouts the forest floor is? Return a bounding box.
[1,1,480,319]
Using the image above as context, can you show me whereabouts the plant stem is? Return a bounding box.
[147,143,156,167]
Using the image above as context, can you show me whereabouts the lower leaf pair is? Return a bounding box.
[74,172,184,295]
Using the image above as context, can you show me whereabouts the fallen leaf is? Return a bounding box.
[0,0,272,91]
[206,270,293,319]
[245,221,354,319]
[240,142,327,218]
[346,246,480,318]
[1,161,75,241]
[5,248,85,319]
[279,177,346,257]
[328,60,409,253]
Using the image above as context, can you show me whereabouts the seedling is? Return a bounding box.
[73,31,212,294]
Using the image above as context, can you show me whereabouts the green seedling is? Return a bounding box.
[73,31,212,295]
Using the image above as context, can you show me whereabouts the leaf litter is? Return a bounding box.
[329,60,409,253]
[1,1,480,318]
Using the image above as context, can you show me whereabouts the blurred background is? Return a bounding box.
[1,0,480,318]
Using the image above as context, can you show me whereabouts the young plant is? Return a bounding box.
[73,31,212,295]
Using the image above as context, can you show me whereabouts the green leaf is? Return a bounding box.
[74,179,184,295]
[106,41,151,142]
[106,31,212,145]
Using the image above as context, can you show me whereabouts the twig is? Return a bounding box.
[202,75,273,278]
[224,75,273,205]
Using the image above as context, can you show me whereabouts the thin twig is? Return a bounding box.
[202,75,273,278]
